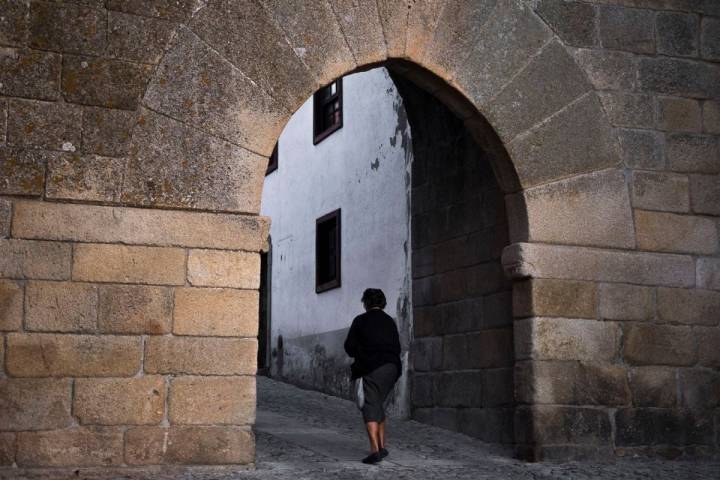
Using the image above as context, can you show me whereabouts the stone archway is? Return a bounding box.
[2,0,714,469]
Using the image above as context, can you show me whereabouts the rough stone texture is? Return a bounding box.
[7,98,82,151]
[61,55,153,110]
[690,174,720,216]
[405,0,444,61]
[631,171,690,213]
[0,378,72,430]
[599,283,654,321]
[616,128,662,169]
[0,239,71,280]
[534,0,596,48]
[0,47,61,101]
[628,367,677,408]
[502,243,695,288]
[513,279,597,319]
[0,0,28,47]
[187,250,260,289]
[6,333,142,377]
[16,428,124,467]
[657,287,720,326]
[144,27,288,156]
[666,134,719,174]
[144,336,257,375]
[657,97,702,133]
[411,337,442,372]
[572,48,636,91]
[0,146,52,196]
[0,198,9,238]
[12,200,270,251]
[704,100,720,134]
[0,432,14,466]
[698,327,720,367]
[427,0,551,107]
[73,243,186,285]
[507,169,635,248]
[29,0,107,55]
[678,368,720,410]
[327,0,387,66]
[701,16,720,61]
[46,153,126,202]
[108,11,176,64]
[515,317,620,362]
[516,361,629,406]
[74,376,165,425]
[517,405,612,446]
[0,279,22,331]
[623,324,696,366]
[656,11,699,57]
[25,280,98,333]
[124,426,254,465]
[121,108,266,213]
[635,210,718,255]
[98,284,172,334]
[638,57,720,99]
[174,288,258,338]
[598,92,653,128]
[170,376,255,425]
[81,106,138,157]
[264,0,358,87]
[193,2,319,112]
[507,95,620,189]
[375,0,410,58]
[486,41,591,142]
[599,5,655,54]
[106,0,200,21]
[615,409,713,447]
[697,257,720,291]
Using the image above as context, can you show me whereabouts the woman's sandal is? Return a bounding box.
[361,452,383,464]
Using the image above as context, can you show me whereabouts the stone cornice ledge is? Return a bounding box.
[501,242,695,288]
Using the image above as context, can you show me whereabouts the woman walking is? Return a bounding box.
[344,288,402,465]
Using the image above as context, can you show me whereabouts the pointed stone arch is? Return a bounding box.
[2,0,673,467]
[118,0,636,461]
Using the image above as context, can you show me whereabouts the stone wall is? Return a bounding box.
[0,0,265,467]
[508,0,720,460]
[394,77,514,444]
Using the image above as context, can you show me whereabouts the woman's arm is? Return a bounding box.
[344,317,360,357]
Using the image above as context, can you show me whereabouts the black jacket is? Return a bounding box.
[344,309,402,380]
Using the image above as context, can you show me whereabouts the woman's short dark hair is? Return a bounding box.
[361,288,386,309]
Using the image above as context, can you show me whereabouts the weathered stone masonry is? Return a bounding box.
[0,0,719,468]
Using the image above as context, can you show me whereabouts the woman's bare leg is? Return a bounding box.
[365,422,380,453]
[378,421,386,449]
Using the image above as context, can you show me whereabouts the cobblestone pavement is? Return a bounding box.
[4,377,720,480]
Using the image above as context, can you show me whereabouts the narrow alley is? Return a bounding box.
[251,378,719,480]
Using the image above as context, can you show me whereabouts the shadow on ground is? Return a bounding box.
[2,377,719,479]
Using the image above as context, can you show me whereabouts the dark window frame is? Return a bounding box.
[315,208,341,293]
[266,142,278,175]
[313,78,343,145]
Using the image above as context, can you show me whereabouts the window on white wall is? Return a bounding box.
[316,208,341,293]
[313,78,343,144]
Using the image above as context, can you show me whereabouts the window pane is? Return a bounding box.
[316,210,340,291]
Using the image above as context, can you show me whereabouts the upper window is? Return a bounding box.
[313,78,343,144]
[266,142,278,175]
[316,209,341,293]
